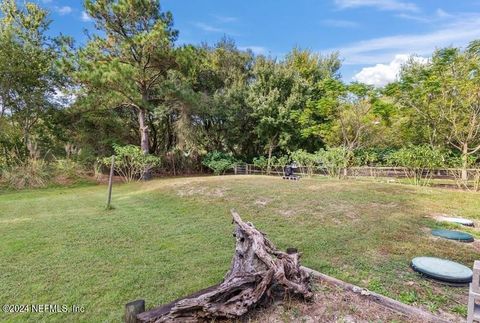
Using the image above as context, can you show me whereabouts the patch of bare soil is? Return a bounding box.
[471,240,480,252]
[94,174,124,184]
[278,209,297,217]
[254,197,272,207]
[176,185,228,197]
[237,280,458,323]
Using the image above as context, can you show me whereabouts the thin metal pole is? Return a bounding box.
[106,155,115,209]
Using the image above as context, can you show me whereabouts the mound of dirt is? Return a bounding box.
[238,279,461,323]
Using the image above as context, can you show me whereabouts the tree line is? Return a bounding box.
[0,0,479,188]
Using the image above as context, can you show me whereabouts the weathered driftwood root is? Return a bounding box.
[140,209,312,322]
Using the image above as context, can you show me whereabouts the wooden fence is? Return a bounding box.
[234,164,480,181]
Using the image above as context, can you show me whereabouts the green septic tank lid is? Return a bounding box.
[431,229,474,243]
[411,257,473,283]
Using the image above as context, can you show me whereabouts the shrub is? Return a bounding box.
[445,154,480,191]
[353,148,380,166]
[271,155,289,168]
[54,159,84,180]
[253,155,289,174]
[352,148,395,167]
[316,147,351,178]
[387,145,445,185]
[102,145,161,183]
[253,156,268,173]
[2,160,49,189]
[290,150,319,176]
[202,151,237,175]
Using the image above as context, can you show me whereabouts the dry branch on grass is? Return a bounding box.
[137,209,312,322]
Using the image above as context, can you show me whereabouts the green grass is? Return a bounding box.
[1,175,479,322]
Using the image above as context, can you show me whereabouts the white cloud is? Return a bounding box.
[213,15,238,23]
[55,6,73,15]
[193,22,226,33]
[335,0,419,12]
[193,22,240,36]
[329,13,480,65]
[396,8,452,23]
[321,19,359,28]
[353,54,427,87]
[238,46,268,55]
[435,8,450,18]
[81,11,92,22]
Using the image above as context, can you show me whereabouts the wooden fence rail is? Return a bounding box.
[234,164,480,180]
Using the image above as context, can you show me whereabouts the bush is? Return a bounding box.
[352,148,395,167]
[387,145,445,185]
[445,154,480,191]
[202,151,237,175]
[253,155,289,174]
[2,160,50,189]
[54,159,84,180]
[102,145,161,183]
[316,147,351,178]
[271,155,289,168]
[253,156,268,173]
[290,150,319,176]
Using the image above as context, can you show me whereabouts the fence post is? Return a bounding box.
[106,155,115,209]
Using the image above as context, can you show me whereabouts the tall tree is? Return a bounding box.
[286,48,342,151]
[436,45,480,179]
[0,0,61,158]
[393,43,480,179]
[75,0,177,154]
[248,57,296,171]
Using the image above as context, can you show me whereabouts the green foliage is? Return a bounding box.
[452,305,468,317]
[253,155,289,173]
[271,155,289,167]
[290,149,318,176]
[0,0,64,160]
[1,0,480,186]
[316,147,351,178]
[102,145,161,183]
[76,0,178,154]
[201,151,237,175]
[392,41,480,176]
[352,148,394,166]
[387,145,446,185]
[398,290,418,304]
[53,159,84,180]
[252,156,268,172]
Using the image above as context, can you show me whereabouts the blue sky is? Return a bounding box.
[42,0,480,86]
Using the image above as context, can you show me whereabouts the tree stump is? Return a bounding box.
[139,209,312,322]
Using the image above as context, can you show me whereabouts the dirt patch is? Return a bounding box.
[254,197,272,207]
[177,186,228,198]
[344,211,359,221]
[471,240,480,252]
[94,174,124,184]
[278,209,297,217]
[238,279,443,323]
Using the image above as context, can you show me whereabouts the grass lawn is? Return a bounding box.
[1,175,480,322]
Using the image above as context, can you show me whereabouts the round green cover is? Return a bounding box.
[431,229,474,243]
[411,257,472,283]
